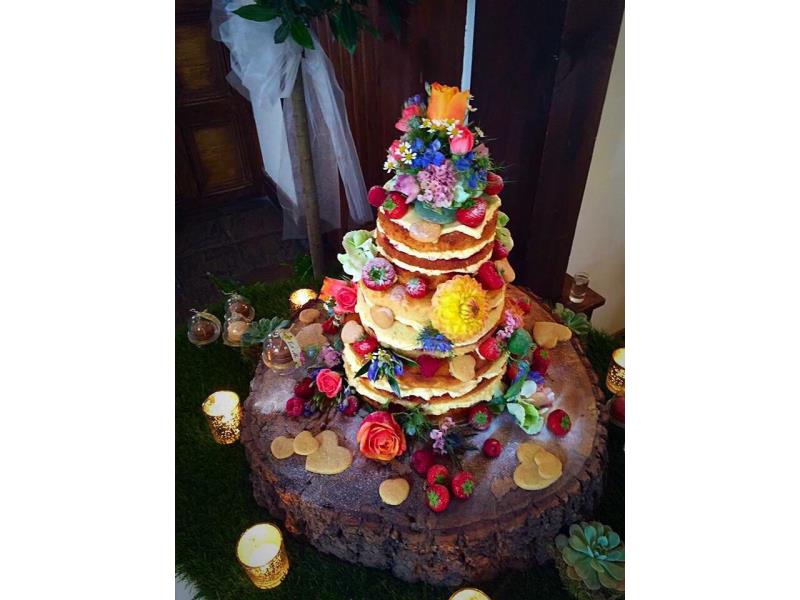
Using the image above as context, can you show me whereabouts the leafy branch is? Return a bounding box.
[233,0,417,54]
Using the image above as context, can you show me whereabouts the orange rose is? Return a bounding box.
[356,411,407,462]
[427,83,470,123]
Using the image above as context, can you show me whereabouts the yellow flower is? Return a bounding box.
[430,275,489,343]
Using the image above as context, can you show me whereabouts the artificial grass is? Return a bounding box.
[176,276,625,600]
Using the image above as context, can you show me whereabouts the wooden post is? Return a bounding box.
[289,63,325,279]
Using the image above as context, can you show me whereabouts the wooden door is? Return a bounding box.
[176,0,268,212]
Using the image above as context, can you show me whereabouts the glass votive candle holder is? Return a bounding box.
[236,523,290,589]
[225,293,255,322]
[289,288,318,312]
[187,310,221,346]
[223,317,251,347]
[202,391,241,444]
[606,348,625,396]
[449,588,491,600]
[569,272,591,304]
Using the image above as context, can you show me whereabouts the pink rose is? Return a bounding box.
[392,174,420,203]
[388,139,403,161]
[395,105,423,132]
[474,143,489,157]
[450,125,474,154]
[333,284,357,314]
[315,369,342,399]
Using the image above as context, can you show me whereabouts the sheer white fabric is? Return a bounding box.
[211,1,371,238]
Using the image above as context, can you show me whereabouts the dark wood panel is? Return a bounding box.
[176,21,229,105]
[521,0,624,300]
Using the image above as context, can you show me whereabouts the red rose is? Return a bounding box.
[450,124,474,154]
[334,284,357,315]
[315,368,342,399]
[356,411,407,462]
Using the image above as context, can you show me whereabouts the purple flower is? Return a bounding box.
[320,345,341,368]
[430,429,446,454]
[418,326,453,354]
[528,371,545,386]
[417,161,457,208]
[367,359,379,381]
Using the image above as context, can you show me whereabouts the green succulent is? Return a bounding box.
[553,303,592,336]
[555,521,624,597]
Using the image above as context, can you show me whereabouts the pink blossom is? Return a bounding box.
[395,104,423,132]
[496,309,522,341]
[388,139,403,161]
[430,429,446,454]
[417,162,457,208]
[392,174,420,202]
[474,143,489,157]
[450,125,474,154]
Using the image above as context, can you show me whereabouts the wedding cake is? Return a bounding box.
[333,83,532,419]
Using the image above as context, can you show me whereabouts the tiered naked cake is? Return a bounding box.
[341,84,521,420]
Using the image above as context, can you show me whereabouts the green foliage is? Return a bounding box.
[555,522,625,598]
[232,0,417,55]
[394,404,432,439]
[553,303,592,336]
[176,275,624,599]
[239,316,290,348]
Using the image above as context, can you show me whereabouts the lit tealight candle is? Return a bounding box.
[236,523,290,589]
[605,347,625,396]
[449,588,491,600]
[289,288,318,312]
[202,391,241,444]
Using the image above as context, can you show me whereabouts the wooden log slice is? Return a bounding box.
[241,286,608,586]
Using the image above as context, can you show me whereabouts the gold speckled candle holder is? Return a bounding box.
[605,348,625,396]
[202,391,241,445]
[449,588,491,600]
[236,523,290,589]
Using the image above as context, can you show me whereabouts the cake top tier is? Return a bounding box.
[377,83,503,221]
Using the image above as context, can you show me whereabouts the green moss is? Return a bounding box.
[176,278,625,599]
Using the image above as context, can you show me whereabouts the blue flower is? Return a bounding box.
[513,360,531,383]
[418,326,453,354]
[528,370,545,386]
[454,156,471,172]
[412,138,426,153]
[367,359,379,381]
[393,359,404,376]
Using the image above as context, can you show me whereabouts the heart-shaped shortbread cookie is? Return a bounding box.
[305,430,352,475]
[270,436,295,459]
[449,354,477,382]
[379,478,410,506]
[293,430,320,456]
[340,320,365,345]
[532,322,572,349]
[512,441,563,491]
[298,308,322,324]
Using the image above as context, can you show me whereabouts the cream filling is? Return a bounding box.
[345,360,505,416]
[376,245,487,275]
[376,219,493,261]
[390,195,501,239]
[343,344,507,400]
[356,287,506,353]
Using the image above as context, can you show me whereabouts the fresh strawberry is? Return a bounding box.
[426,464,450,486]
[478,336,503,361]
[455,197,487,228]
[339,395,359,416]
[515,298,532,315]
[425,483,450,512]
[367,185,386,207]
[285,396,305,418]
[410,448,435,476]
[405,276,429,299]
[482,438,503,458]
[417,354,444,378]
[352,336,378,356]
[382,192,409,219]
[546,409,572,437]
[468,403,492,431]
[505,361,519,383]
[531,346,551,375]
[491,239,509,260]
[293,377,314,399]
[610,396,625,425]
[322,317,338,335]
[477,261,504,290]
[484,172,504,195]
[451,471,476,500]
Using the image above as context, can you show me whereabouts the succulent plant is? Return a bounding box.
[553,303,592,336]
[555,521,624,598]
